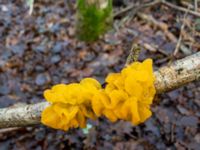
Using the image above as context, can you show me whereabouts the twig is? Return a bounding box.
[181,1,200,12]
[142,43,169,56]
[26,0,34,15]
[114,0,161,18]
[173,30,183,56]
[171,124,175,142]
[113,0,161,30]
[65,0,73,12]
[194,0,198,12]
[138,12,191,56]
[162,0,200,18]
[114,3,134,18]
[173,6,189,56]
[137,12,177,43]
[0,127,22,134]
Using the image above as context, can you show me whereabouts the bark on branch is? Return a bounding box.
[0,52,199,128]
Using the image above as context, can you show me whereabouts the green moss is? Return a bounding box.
[76,0,113,42]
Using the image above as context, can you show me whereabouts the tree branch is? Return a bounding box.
[155,52,200,93]
[0,52,199,128]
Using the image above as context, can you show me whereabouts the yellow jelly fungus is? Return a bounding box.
[41,59,156,130]
[41,78,101,131]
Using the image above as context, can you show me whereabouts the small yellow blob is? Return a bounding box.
[41,78,101,131]
[92,58,155,125]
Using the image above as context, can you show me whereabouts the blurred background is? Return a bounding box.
[0,0,199,149]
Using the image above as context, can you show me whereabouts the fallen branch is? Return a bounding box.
[0,52,199,129]
[162,0,200,18]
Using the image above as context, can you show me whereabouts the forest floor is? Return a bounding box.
[0,0,199,149]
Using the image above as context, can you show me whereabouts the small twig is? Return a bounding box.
[170,124,175,143]
[0,127,22,134]
[113,0,162,31]
[189,15,197,52]
[181,1,200,12]
[65,0,73,12]
[137,12,177,43]
[194,0,198,12]
[173,32,183,56]
[26,0,34,15]
[114,0,161,18]
[162,0,200,18]
[142,43,169,56]
[125,43,141,66]
[114,3,134,18]
[173,6,189,56]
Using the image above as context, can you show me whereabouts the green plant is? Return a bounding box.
[76,0,113,42]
